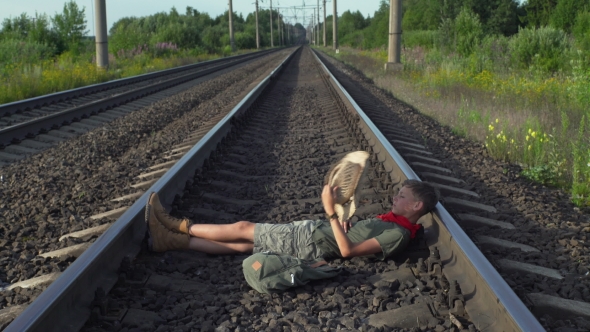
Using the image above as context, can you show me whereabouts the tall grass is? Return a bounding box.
[322,41,590,207]
[0,45,245,105]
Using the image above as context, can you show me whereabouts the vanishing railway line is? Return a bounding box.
[0,46,588,331]
[0,49,276,166]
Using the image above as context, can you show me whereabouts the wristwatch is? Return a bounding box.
[327,213,339,220]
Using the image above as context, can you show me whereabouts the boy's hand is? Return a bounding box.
[321,184,338,211]
[322,185,351,233]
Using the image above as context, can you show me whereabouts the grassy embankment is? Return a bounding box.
[319,41,590,207]
[0,49,257,105]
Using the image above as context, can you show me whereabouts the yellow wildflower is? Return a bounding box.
[489,125,494,131]
[495,118,499,123]
[526,135,529,141]
[528,145,532,151]
[531,132,536,138]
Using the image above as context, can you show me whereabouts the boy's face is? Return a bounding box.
[391,186,421,217]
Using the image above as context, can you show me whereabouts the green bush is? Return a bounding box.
[341,30,365,48]
[508,26,569,72]
[0,39,56,65]
[235,32,255,49]
[402,30,439,50]
[454,7,483,57]
[109,23,150,55]
[476,35,511,73]
[573,11,590,51]
[437,18,455,52]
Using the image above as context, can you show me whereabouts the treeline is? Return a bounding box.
[2,0,588,72]
[109,6,305,56]
[322,0,589,48]
[0,1,305,66]
[321,0,590,72]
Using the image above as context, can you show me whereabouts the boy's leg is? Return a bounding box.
[147,192,256,243]
[189,237,254,254]
[146,193,256,253]
[188,221,256,243]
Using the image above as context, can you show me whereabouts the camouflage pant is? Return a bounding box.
[253,220,325,260]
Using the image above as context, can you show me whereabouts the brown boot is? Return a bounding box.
[146,192,192,234]
[146,198,190,252]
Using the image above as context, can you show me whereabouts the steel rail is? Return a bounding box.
[311,49,543,331]
[0,49,275,116]
[3,48,298,332]
[0,50,277,147]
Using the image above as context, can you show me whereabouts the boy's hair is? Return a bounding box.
[402,179,440,214]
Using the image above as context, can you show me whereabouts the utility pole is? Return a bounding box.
[385,0,403,71]
[255,0,260,49]
[313,9,316,45]
[333,0,338,50]
[277,4,281,46]
[94,0,108,69]
[229,0,235,52]
[270,0,274,47]
[323,0,326,46]
[317,0,320,47]
[279,8,283,46]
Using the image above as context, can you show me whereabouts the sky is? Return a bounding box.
[0,0,384,34]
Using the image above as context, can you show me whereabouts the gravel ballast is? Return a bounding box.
[0,50,291,316]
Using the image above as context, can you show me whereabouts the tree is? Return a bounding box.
[550,0,588,33]
[486,0,521,36]
[339,10,368,36]
[28,13,56,46]
[524,0,557,28]
[402,0,441,31]
[339,10,368,47]
[52,0,88,53]
[361,0,390,49]
[1,14,30,39]
[454,6,484,56]
[441,0,464,21]
[573,11,590,52]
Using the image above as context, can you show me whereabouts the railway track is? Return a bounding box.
[0,48,292,328]
[1,46,589,331]
[0,49,276,166]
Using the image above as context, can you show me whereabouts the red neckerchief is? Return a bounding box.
[376,211,421,239]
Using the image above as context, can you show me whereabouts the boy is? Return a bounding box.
[146,179,439,261]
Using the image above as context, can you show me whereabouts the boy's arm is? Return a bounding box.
[321,185,383,258]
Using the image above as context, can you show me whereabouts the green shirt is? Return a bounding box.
[311,218,411,260]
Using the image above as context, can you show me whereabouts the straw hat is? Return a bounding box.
[324,151,369,222]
